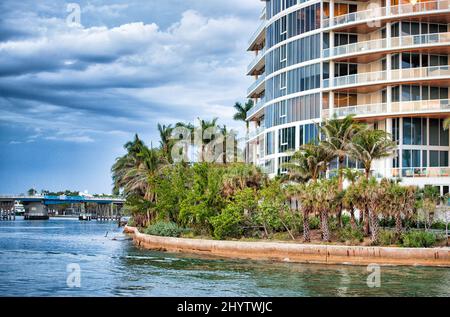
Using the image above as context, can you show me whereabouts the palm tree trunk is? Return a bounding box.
[321,210,330,242]
[337,156,344,228]
[303,210,311,242]
[364,205,370,236]
[223,140,227,164]
[395,213,403,238]
[350,203,357,230]
[370,211,379,245]
[337,204,343,228]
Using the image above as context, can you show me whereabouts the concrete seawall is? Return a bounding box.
[124,226,450,267]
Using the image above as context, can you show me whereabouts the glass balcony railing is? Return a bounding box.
[324,32,450,58]
[247,73,266,96]
[392,167,450,178]
[323,99,450,118]
[246,97,266,119]
[248,20,266,47]
[247,47,266,74]
[246,125,265,141]
[324,65,450,88]
[323,1,450,29]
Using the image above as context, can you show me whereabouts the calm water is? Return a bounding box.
[0,218,449,297]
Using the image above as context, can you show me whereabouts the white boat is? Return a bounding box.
[79,213,92,221]
[14,201,25,214]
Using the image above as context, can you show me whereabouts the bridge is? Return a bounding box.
[0,195,125,220]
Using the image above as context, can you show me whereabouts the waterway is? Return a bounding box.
[0,218,449,297]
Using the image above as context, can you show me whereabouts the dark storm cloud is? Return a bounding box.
[0,0,263,193]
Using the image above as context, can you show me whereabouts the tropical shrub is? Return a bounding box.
[309,216,320,230]
[210,205,243,240]
[154,164,192,223]
[338,226,364,244]
[431,221,447,230]
[179,163,224,232]
[210,188,257,240]
[379,230,398,246]
[401,231,437,248]
[145,221,184,237]
[254,180,287,236]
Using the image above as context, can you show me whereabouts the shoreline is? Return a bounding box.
[124,226,450,267]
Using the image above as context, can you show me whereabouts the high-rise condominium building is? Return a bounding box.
[246,0,450,195]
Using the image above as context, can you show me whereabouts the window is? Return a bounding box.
[334,33,358,47]
[429,119,449,146]
[403,117,426,146]
[278,156,292,175]
[279,127,296,153]
[280,16,287,41]
[429,151,449,167]
[266,131,275,155]
[335,63,358,77]
[402,150,421,168]
[265,93,320,128]
[280,72,287,91]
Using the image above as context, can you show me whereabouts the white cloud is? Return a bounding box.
[0,6,257,145]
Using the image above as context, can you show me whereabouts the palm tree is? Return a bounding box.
[157,124,174,163]
[221,164,265,197]
[342,168,363,229]
[233,100,253,135]
[384,181,416,238]
[321,115,363,228]
[314,179,340,242]
[283,144,333,183]
[320,115,364,189]
[348,129,397,180]
[197,117,218,162]
[219,125,238,164]
[366,178,386,245]
[292,183,315,242]
[112,136,168,226]
[346,129,396,234]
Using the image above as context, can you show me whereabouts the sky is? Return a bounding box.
[0,0,263,195]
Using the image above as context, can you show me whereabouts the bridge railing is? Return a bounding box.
[0,195,125,202]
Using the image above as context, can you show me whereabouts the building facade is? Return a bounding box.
[246,0,450,195]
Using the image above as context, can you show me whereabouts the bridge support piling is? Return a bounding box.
[0,201,15,221]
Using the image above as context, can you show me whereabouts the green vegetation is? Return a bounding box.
[145,221,184,238]
[402,231,437,248]
[113,114,448,247]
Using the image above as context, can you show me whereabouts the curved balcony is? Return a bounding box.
[323,1,450,30]
[247,47,266,75]
[324,65,450,90]
[324,32,450,59]
[247,73,266,98]
[246,97,266,120]
[246,125,265,141]
[323,99,450,119]
[248,20,266,51]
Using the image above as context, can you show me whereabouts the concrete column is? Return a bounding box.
[386,0,391,15]
[386,22,391,48]
[385,118,393,178]
[274,129,279,175]
[330,0,335,27]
